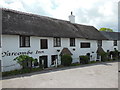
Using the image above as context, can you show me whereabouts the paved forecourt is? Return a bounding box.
[2,62,118,88]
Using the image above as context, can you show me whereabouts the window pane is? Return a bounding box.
[20,36,30,47]
[70,38,75,46]
[20,36,25,47]
[41,39,48,49]
[114,40,117,46]
[54,37,61,47]
[25,36,30,47]
[20,36,23,47]
[98,40,102,46]
[81,43,90,48]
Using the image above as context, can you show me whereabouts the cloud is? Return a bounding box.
[0,0,119,31]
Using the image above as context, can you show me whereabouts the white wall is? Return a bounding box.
[102,40,118,52]
[2,35,98,72]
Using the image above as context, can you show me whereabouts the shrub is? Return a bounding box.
[2,67,43,77]
[34,58,39,66]
[70,62,80,66]
[110,50,119,60]
[79,55,89,64]
[61,54,72,66]
[99,52,108,62]
[14,55,36,69]
[89,61,96,64]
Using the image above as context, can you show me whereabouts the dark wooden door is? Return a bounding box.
[39,56,48,68]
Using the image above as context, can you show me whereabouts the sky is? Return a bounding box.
[0,0,119,32]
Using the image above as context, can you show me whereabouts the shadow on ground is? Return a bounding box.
[2,61,118,80]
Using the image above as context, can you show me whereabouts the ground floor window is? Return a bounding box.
[51,55,58,65]
[80,42,90,48]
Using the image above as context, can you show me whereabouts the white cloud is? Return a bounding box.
[0,0,119,31]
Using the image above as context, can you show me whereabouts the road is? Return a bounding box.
[2,62,118,88]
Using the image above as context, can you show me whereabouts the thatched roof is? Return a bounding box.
[60,48,73,56]
[100,31,120,40]
[2,8,107,40]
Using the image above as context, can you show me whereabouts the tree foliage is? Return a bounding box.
[99,28,113,32]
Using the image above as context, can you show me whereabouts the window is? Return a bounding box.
[53,37,61,47]
[40,39,48,49]
[20,36,30,47]
[51,55,58,65]
[98,40,102,46]
[81,42,90,48]
[70,38,75,46]
[113,40,117,46]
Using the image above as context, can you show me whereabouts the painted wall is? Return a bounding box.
[2,35,98,72]
[102,40,118,52]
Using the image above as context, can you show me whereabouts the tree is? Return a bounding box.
[99,28,113,32]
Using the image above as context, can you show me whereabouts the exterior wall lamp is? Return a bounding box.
[57,49,60,52]
[73,48,75,51]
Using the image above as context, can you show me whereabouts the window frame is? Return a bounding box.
[51,55,58,65]
[113,40,117,46]
[70,38,75,47]
[80,42,90,48]
[98,40,102,47]
[20,35,30,47]
[40,39,48,49]
[53,37,61,47]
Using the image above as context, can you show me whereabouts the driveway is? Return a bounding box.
[2,62,118,88]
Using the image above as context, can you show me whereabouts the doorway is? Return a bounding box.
[51,55,58,65]
[39,56,48,68]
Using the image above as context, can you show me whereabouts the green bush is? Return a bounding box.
[2,67,43,77]
[70,62,80,66]
[79,55,89,64]
[99,52,108,62]
[89,61,96,64]
[61,54,72,66]
[110,50,119,60]
[14,55,37,69]
[34,58,39,66]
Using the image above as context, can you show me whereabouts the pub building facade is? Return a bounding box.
[1,8,119,72]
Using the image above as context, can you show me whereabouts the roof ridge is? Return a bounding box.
[1,8,96,27]
[1,8,71,23]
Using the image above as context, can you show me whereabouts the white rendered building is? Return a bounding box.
[1,8,119,72]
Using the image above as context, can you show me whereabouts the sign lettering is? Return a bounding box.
[2,50,44,57]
